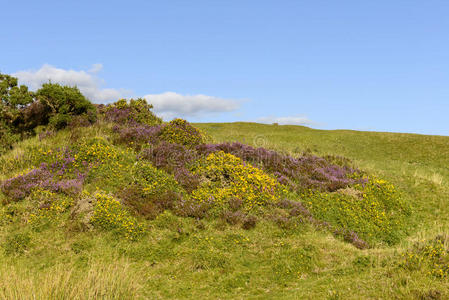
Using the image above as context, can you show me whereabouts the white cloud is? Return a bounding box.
[13,64,128,103]
[144,92,240,120]
[13,64,241,119]
[256,116,314,126]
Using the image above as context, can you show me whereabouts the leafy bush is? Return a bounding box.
[0,74,34,108]
[35,83,96,129]
[190,151,285,210]
[131,161,181,196]
[90,192,145,240]
[0,123,19,154]
[0,73,34,151]
[73,138,119,166]
[159,119,205,147]
[103,98,162,126]
[139,142,201,192]
[303,178,411,245]
[0,73,34,127]
[27,189,74,228]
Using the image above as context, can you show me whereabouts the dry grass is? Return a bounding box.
[0,260,143,300]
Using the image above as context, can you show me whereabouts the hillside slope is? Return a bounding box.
[0,118,448,299]
[196,122,449,232]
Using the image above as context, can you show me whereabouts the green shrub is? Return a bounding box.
[27,189,73,229]
[74,138,119,165]
[104,98,162,126]
[0,123,19,154]
[190,151,285,210]
[2,232,31,255]
[159,118,205,147]
[131,161,181,196]
[303,178,411,245]
[0,73,34,151]
[118,161,182,219]
[0,73,34,129]
[35,83,96,129]
[90,191,145,240]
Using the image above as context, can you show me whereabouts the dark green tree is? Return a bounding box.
[0,73,34,127]
[35,83,96,129]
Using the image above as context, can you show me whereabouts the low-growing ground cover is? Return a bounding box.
[0,99,448,298]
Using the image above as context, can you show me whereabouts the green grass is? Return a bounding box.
[0,122,448,299]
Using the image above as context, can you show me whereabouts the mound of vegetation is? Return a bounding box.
[0,72,412,250]
[4,71,448,298]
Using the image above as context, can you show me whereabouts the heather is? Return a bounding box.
[0,93,448,298]
[102,98,162,126]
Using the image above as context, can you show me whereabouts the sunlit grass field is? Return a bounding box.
[1,121,448,299]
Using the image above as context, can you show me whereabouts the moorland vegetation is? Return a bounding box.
[0,72,448,299]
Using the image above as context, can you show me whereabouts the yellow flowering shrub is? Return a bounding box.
[27,189,74,227]
[159,119,205,147]
[90,192,145,240]
[73,138,120,167]
[400,235,449,278]
[303,178,411,245]
[190,151,285,210]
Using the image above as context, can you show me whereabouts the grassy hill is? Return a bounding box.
[0,115,448,299]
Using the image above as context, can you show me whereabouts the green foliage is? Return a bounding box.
[1,109,449,298]
[159,118,205,147]
[2,232,31,255]
[35,83,96,129]
[0,73,34,152]
[106,98,162,126]
[73,137,120,166]
[303,178,411,245]
[400,235,449,278]
[90,191,145,240]
[0,123,19,154]
[0,73,34,110]
[190,151,285,210]
[0,74,97,153]
[132,160,181,196]
[27,189,73,230]
[121,161,182,218]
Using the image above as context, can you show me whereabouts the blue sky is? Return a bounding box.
[2,0,448,135]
